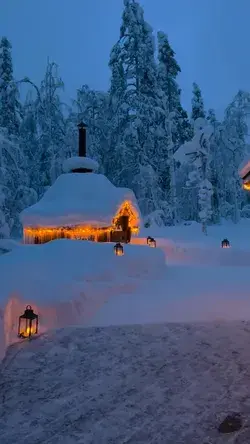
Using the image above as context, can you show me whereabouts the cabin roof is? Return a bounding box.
[20,173,141,228]
[239,158,250,180]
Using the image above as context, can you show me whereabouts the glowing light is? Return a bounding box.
[24,200,140,244]
[113,200,140,234]
[114,242,124,256]
[18,305,38,339]
[243,182,250,191]
[147,236,156,247]
[221,239,230,248]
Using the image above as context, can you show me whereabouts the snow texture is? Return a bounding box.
[0,238,21,252]
[2,321,250,443]
[20,172,141,228]
[62,156,99,173]
[174,118,213,165]
[0,239,165,359]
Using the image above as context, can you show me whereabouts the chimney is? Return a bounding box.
[63,122,99,174]
[78,121,87,157]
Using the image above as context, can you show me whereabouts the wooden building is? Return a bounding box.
[20,123,141,244]
[240,159,250,191]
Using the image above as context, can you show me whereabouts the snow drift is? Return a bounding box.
[0,239,166,360]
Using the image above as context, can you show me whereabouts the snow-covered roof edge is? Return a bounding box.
[19,173,142,229]
[239,158,250,179]
[62,156,99,173]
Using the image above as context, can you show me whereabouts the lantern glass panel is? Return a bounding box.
[18,306,38,338]
[114,243,124,256]
[148,238,156,248]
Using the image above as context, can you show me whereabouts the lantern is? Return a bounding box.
[18,305,38,339]
[114,242,124,256]
[147,236,156,248]
[221,238,230,248]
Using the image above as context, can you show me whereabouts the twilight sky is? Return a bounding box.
[1,0,250,118]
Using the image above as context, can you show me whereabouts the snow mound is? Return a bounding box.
[20,173,141,228]
[62,156,99,173]
[0,238,21,252]
[0,239,165,360]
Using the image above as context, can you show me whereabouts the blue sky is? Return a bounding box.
[1,0,250,118]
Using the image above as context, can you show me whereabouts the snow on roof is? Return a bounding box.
[20,173,141,228]
[62,156,99,173]
[239,158,250,179]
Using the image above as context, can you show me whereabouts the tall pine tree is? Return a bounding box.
[157,31,192,224]
[191,82,205,121]
[0,37,21,134]
[109,0,160,215]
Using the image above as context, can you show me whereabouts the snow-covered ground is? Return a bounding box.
[2,322,250,443]
[1,219,250,360]
[90,220,250,327]
[0,239,165,359]
[1,221,250,442]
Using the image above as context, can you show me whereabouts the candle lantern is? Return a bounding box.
[18,305,38,339]
[147,236,156,247]
[221,238,230,248]
[114,242,124,256]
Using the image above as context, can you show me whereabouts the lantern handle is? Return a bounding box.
[26,305,32,310]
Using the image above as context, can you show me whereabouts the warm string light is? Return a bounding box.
[113,200,140,231]
[243,182,250,191]
[24,200,140,243]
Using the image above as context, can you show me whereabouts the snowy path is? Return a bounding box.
[88,264,250,327]
[1,323,250,443]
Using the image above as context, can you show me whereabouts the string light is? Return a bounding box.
[243,182,250,191]
[24,200,140,243]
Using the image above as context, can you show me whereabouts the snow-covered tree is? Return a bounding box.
[156,31,192,224]
[35,61,65,193]
[108,0,161,215]
[174,118,213,233]
[0,37,21,134]
[75,85,110,174]
[221,90,250,223]
[191,82,205,121]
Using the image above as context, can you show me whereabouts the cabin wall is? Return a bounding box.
[23,227,110,245]
[23,211,137,245]
[24,226,133,245]
[110,229,131,243]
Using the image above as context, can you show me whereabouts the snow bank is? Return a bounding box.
[0,238,21,252]
[62,156,99,173]
[20,173,141,228]
[88,264,250,328]
[0,240,165,359]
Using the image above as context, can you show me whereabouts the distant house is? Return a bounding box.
[239,159,250,190]
[20,123,141,245]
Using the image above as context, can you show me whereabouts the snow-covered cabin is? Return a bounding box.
[239,158,250,190]
[20,123,141,244]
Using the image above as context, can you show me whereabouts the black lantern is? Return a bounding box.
[147,236,156,248]
[18,305,38,339]
[221,238,230,248]
[114,242,124,256]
